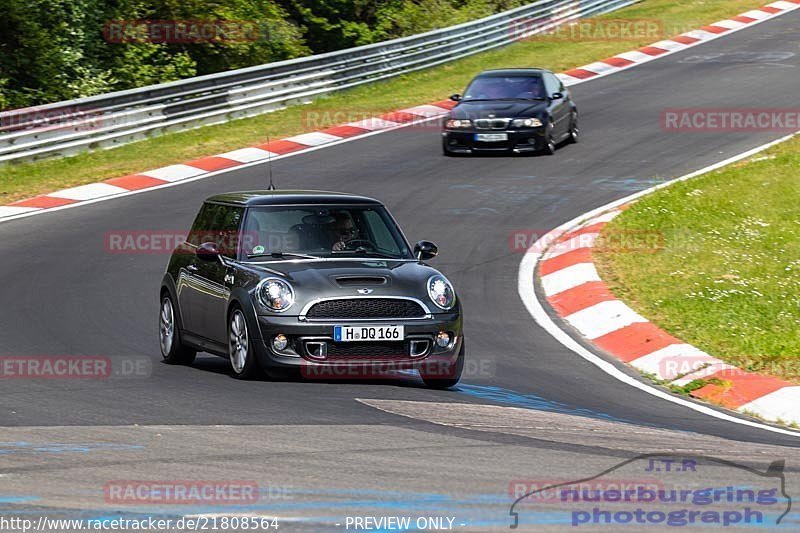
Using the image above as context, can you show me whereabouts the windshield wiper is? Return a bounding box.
[247,251,318,260]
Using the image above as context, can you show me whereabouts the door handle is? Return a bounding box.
[186,264,199,272]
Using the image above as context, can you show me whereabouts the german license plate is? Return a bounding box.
[334,325,404,342]
[475,133,508,142]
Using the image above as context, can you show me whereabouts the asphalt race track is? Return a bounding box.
[1,10,799,531]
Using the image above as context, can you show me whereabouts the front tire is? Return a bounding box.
[541,120,556,155]
[159,294,196,365]
[228,307,261,379]
[421,343,465,389]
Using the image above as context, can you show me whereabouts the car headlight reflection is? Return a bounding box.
[427,275,456,310]
[446,119,472,129]
[257,278,295,312]
[512,118,543,128]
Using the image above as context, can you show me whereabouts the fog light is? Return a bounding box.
[272,334,288,351]
[436,331,451,348]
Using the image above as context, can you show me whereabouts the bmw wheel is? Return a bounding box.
[542,120,556,155]
[159,294,196,365]
[568,113,580,144]
[228,307,261,379]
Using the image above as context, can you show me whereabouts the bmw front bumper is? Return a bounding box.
[442,128,547,153]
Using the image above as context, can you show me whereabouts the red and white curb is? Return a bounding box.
[0,105,455,220]
[555,0,800,84]
[539,209,800,426]
[1,0,798,223]
[519,132,800,437]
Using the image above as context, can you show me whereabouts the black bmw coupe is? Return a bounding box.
[442,68,579,155]
[159,190,464,387]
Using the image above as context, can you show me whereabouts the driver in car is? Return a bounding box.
[327,211,359,251]
[516,77,544,99]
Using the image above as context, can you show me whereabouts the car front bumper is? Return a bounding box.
[442,128,547,153]
[252,313,464,375]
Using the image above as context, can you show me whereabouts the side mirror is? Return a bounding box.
[414,240,439,261]
[550,92,564,100]
[449,93,462,102]
[196,241,221,262]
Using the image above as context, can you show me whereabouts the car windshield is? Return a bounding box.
[240,205,413,260]
[463,75,545,100]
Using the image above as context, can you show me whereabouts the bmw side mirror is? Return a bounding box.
[196,242,221,262]
[550,92,564,100]
[414,240,439,261]
[450,93,462,102]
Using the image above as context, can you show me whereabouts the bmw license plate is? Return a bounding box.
[475,133,508,142]
[334,325,404,342]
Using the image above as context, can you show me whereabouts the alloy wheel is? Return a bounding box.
[229,310,249,374]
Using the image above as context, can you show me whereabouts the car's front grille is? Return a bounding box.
[474,140,511,149]
[302,339,431,360]
[474,118,511,130]
[328,341,408,359]
[305,298,427,320]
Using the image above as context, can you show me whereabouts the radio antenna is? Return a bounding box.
[266,135,276,191]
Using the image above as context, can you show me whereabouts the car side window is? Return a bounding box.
[188,203,220,246]
[543,73,560,97]
[211,205,244,258]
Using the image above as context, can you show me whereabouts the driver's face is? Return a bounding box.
[335,219,357,242]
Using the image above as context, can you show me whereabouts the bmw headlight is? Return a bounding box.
[427,275,456,310]
[257,278,295,312]
[512,118,542,128]
[446,119,472,129]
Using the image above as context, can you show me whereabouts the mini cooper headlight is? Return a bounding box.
[446,119,472,129]
[257,278,295,312]
[427,275,455,310]
[512,118,542,128]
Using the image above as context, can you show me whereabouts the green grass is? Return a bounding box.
[0,0,767,204]
[594,135,800,383]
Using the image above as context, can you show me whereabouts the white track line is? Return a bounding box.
[518,132,800,437]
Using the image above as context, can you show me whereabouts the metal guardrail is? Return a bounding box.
[0,0,635,164]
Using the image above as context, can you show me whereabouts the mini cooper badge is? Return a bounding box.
[488,113,496,118]
[357,288,373,295]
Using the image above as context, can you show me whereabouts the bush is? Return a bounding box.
[0,0,526,109]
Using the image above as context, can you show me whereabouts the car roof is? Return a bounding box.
[205,190,383,207]
[475,68,549,77]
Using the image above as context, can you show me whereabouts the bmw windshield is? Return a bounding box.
[462,75,546,101]
[240,205,414,261]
